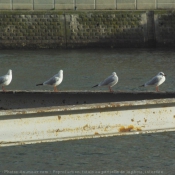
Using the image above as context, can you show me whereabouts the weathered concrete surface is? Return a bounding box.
[55,0,74,10]
[1,95,175,147]
[0,10,175,48]
[0,91,175,110]
[1,0,175,10]
[12,0,33,10]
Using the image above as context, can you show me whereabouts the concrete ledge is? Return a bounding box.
[34,0,54,10]
[137,4,156,10]
[55,0,74,10]
[34,5,54,10]
[13,5,33,10]
[137,0,156,9]
[117,0,135,9]
[76,0,95,10]
[157,0,175,2]
[2,0,175,10]
[157,3,175,9]
[96,0,116,10]
[117,4,136,10]
[0,0,12,10]
[0,91,175,110]
[12,0,33,10]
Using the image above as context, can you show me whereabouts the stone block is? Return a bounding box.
[55,0,74,10]
[96,0,116,9]
[0,0,12,10]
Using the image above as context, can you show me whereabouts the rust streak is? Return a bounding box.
[58,116,61,120]
[94,132,99,135]
[119,125,134,132]
[136,127,142,131]
[119,125,142,132]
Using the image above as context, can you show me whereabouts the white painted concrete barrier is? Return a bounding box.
[0,92,175,147]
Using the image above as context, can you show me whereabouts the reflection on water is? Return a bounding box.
[0,48,175,91]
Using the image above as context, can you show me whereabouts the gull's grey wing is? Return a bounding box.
[146,76,161,86]
[0,75,8,85]
[99,75,116,86]
[44,76,58,85]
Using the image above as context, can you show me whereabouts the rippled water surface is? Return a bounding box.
[0,48,175,91]
[0,132,175,175]
[0,48,175,175]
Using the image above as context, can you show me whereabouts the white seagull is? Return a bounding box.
[36,70,63,92]
[0,69,12,92]
[92,72,118,92]
[140,72,166,92]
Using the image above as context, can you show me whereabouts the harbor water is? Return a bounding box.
[0,48,175,175]
[0,48,175,92]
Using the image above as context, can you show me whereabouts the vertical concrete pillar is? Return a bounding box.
[146,11,156,47]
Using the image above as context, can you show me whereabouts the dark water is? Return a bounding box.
[0,48,175,175]
[0,132,175,175]
[0,48,175,91]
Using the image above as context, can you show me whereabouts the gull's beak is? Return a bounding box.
[164,74,166,76]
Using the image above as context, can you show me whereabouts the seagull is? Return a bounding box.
[36,70,63,92]
[0,69,12,92]
[140,72,166,92]
[92,72,118,92]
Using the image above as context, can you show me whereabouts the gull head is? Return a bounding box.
[7,69,12,75]
[58,70,63,76]
[112,72,117,76]
[157,72,166,77]
[59,70,63,74]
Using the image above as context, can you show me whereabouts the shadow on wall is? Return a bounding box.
[155,11,175,47]
[66,11,149,48]
[0,11,175,49]
[66,11,175,48]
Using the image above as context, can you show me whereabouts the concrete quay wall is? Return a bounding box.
[1,0,175,10]
[0,10,174,49]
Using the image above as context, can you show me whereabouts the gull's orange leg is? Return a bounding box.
[54,86,58,92]
[109,86,113,93]
[2,86,6,92]
[156,86,159,92]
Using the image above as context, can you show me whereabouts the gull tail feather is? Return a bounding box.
[92,84,98,88]
[36,83,43,86]
[139,84,144,87]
